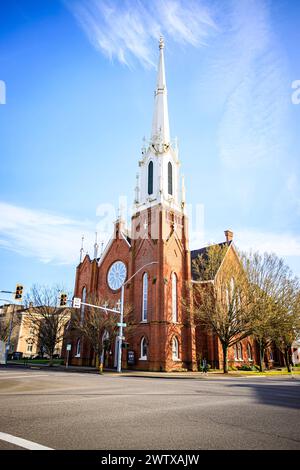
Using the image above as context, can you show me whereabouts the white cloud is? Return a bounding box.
[235,229,300,258]
[216,0,289,169]
[66,0,217,67]
[0,202,98,265]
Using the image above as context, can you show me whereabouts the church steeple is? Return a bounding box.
[133,37,183,214]
[151,37,170,146]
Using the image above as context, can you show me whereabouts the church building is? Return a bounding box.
[65,38,279,372]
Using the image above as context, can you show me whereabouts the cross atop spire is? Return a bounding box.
[151,36,170,146]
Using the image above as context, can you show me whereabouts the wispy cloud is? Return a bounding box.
[191,227,300,259]
[66,0,217,67]
[235,228,300,258]
[216,0,289,169]
[0,202,96,265]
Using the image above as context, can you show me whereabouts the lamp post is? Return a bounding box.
[117,261,158,373]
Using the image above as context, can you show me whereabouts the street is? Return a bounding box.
[0,368,299,450]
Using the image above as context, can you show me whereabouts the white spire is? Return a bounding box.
[79,235,84,263]
[151,36,170,145]
[93,232,99,259]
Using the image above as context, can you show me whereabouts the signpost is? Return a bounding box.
[66,344,72,368]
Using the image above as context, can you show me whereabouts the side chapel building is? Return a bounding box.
[65,38,281,371]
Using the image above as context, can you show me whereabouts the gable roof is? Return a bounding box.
[191,241,232,281]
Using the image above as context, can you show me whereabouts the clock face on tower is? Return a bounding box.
[107,261,127,291]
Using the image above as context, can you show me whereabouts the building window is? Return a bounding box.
[172,337,179,360]
[75,339,81,357]
[235,342,243,361]
[142,273,148,322]
[172,272,177,322]
[81,287,86,323]
[247,343,253,361]
[27,344,33,353]
[168,162,173,195]
[140,337,148,360]
[148,161,153,195]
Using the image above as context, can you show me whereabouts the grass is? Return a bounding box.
[209,368,300,376]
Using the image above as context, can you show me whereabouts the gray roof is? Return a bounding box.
[190,241,232,281]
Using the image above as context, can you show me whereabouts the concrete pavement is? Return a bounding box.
[0,368,299,450]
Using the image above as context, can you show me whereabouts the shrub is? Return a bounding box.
[237,364,252,371]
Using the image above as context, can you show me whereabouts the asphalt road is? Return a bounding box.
[0,368,299,450]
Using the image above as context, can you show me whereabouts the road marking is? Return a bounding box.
[0,374,48,380]
[0,432,53,450]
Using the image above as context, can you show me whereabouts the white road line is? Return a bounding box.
[0,432,53,450]
[0,374,48,380]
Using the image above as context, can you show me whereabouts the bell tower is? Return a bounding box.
[129,38,196,372]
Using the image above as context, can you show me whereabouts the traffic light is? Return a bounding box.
[15,284,23,301]
[60,293,68,307]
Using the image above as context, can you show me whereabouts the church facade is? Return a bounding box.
[64,39,281,372]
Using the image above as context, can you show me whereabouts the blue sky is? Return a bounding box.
[0,0,299,301]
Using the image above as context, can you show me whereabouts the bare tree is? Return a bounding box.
[24,285,71,366]
[243,251,300,372]
[191,245,253,373]
[272,277,300,372]
[0,318,10,343]
[71,295,134,373]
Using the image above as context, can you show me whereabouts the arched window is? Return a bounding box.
[172,337,179,360]
[140,337,148,360]
[81,287,87,322]
[168,162,173,195]
[142,273,148,322]
[172,272,177,322]
[75,338,81,357]
[235,342,242,360]
[148,161,153,195]
[247,343,253,361]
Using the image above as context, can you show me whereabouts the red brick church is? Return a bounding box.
[64,38,280,371]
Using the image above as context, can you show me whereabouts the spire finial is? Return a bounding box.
[79,235,84,263]
[151,35,170,145]
[93,232,99,259]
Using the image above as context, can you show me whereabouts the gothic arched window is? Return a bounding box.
[140,337,148,360]
[172,336,179,360]
[81,286,86,323]
[142,273,148,321]
[168,162,173,195]
[75,338,81,357]
[172,272,177,322]
[235,342,243,360]
[148,161,153,195]
[247,343,253,361]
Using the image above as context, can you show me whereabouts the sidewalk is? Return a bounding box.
[2,362,299,379]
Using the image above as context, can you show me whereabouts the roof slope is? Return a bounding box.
[191,241,232,281]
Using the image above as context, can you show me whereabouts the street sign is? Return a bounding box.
[117,322,127,328]
[73,297,81,309]
[66,344,72,351]
[128,350,135,365]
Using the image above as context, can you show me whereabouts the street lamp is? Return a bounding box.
[117,261,158,373]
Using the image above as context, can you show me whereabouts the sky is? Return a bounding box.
[0,0,299,301]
